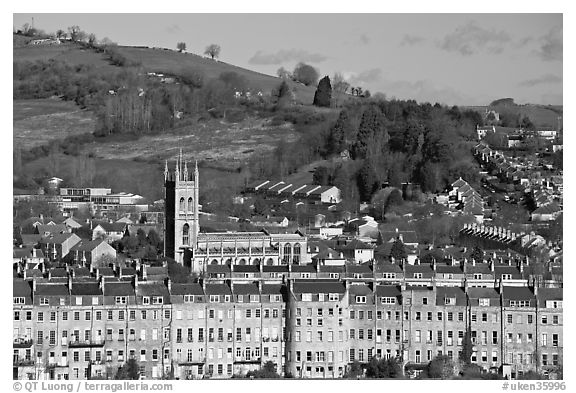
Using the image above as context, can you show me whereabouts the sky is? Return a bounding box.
[12,13,563,106]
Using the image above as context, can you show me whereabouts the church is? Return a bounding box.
[164,152,309,272]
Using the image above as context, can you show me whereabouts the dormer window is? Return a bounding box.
[301,273,310,278]
[383,273,396,279]
[546,301,562,309]
[414,273,423,279]
[209,295,220,303]
[329,273,339,279]
[444,274,454,279]
[381,297,395,304]
[318,294,325,302]
[152,296,163,305]
[502,274,512,280]
[474,274,483,280]
[13,297,25,305]
[250,295,259,303]
[115,296,127,305]
[224,295,231,302]
[237,295,243,303]
[302,294,312,302]
[184,295,194,303]
[328,293,339,301]
[40,298,49,306]
[354,273,362,279]
[356,296,367,304]
[479,298,490,307]
[445,297,456,305]
[142,297,150,305]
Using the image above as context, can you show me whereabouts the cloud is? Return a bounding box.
[346,68,383,86]
[440,21,511,56]
[537,25,562,61]
[400,34,425,46]
[248,49,327,65]
[359,34,371,45]
[165,24,181,34]
[519,74,562,87]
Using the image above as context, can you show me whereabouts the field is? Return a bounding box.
[464,104,562,128]
[85,117,298,170]
[13,98,96,149]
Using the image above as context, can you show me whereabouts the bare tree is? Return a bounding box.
[176,42,186,52]
[88,33,97,46]
[67,25,81,41]
[56,29,65,39]
[204,44,221,60]
[332,72,350,107]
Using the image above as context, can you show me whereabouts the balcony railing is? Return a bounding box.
[68,338,105,347]
[13,338,34,348]
[178,357,206,366]
[14,358,35,367]
[233,357,261,364]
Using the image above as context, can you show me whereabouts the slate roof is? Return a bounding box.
[262,266,289,273]
[136,282,170,297]
[346,264,373,274]
[375,285,402,297]
[233,265,260,273]
[435,286,467,306]
[536,288,562,307]
[35,283,69,296]
[71,281,102,296]
[232,283,260,295]
[41,233,79,245]
[291,265,316,273]
[71,239,108,253]
[13,279,32,297]
[261,284,285,295]
[170,283,204,296]
[36,224,67,236]
[20,234,42,246]
[502,286,535,305]
[532,203,561,215]
[103,282,134,296]
[348,284,373,295]
[292,280,346,294]
[204,283,232,296]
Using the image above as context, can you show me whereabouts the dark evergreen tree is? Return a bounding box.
[357,159,379,202]
[390,238,407,261]
[352,105,387,159]
[469,246,484,264]
[326,109,350,155]
[313,75,332,107]
[459,327,474,366]
[115,358,140,380]
[313,166,331,185]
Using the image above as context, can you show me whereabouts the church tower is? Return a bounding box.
[164,150,199,265]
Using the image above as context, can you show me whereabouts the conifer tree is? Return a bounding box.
[313,75,332,107]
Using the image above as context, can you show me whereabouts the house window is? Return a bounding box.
[115,297,127,305]
[13,297,25,305]
[302,294,312,302]
[329,293,339,301]
[414,273,423,279]
[381,297,395,304]
[445,297,456,305]
[356,296,366,303]
[40,298,49,306]
[479,298,490,306]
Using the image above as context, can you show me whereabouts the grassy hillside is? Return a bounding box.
[13,35,318,103]
[13,98,95,149]
[463,103,562,128]
[117,46,318,104]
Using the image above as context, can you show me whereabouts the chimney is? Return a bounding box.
[23,267,27,279]
[202,278,206,293]
[68,274,72,293]
[167,278,172,293]
[100,275,105,293]
[230,263,234,273]
[142,264,148,281]
[258,280,262,293]
[489,259,494,272]
[32,277,37,292]
[289,279,294,293]
[134,274,138,288]
[519,262,524,273]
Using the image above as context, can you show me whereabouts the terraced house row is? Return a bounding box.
[13,261,562,380]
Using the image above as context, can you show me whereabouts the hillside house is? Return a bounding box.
[250,216,289,228]
[70,239,117,266]
[39,233,82,261]
[92,222,127,243]
[338,239,374,263]
[531,203,562,222]
[346,215,379,238]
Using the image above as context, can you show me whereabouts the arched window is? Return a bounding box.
[266,258,274,266]
[182,223,190,245]
[211,259,219,265]
[188,197,193,212]
[283,243,292,264]
[293,243,301,264]
[239,258,247,265]
[179,197,185,212]
[252,258,260,265]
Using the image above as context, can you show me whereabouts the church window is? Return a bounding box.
[188,197,193,212]
[182,224,190,245]
[283,244,292,264]
[293,243,301,264]
[179,198,185,212]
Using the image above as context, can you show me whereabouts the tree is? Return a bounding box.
[366,357,402,379]
[363,90,371,98]
[176,42,186,52]
[277,67,292,80]
[68,25,81,41]
[273,80,293,110]
[204,44,221,60]
[115,359,139,380]
[313,75,332,107]
[313,166,331,185]
[56,29,65,39]
[326,109,350,155]
[344,361,364,379]
[357,159,379,202]
[219,71,249,94]
[245,361,280,379]
[332,72,350,95]
[147,229,162,248]
[385,189,404,213]
[352,105,387,159]
[292,62,319,86]
[390,238,407,261]
[459,327,474,366]
[88,33,97,46]
[253,197,269,216]
[469,246,484,264]
[427,355,455,379]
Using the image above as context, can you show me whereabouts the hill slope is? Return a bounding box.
[13,36,318,103]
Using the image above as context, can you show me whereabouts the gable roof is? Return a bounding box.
[170,283,204,296]
[292,280,345,294]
